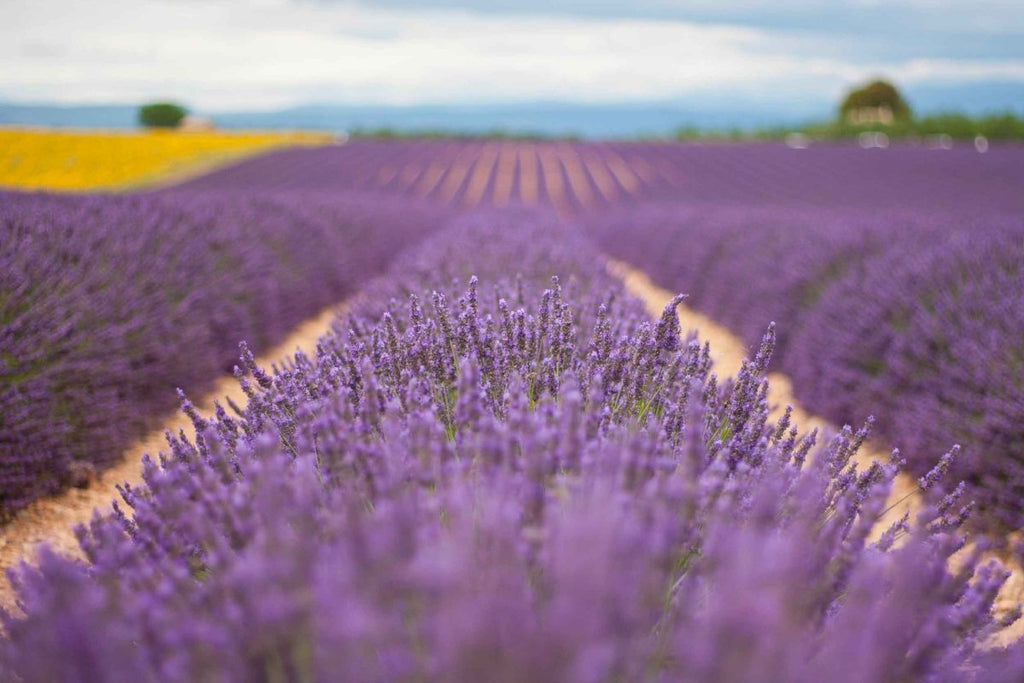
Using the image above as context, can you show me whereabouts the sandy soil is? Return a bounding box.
[0,303,346,612]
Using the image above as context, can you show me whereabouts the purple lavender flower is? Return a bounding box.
[3,213,1018,681]
[0,189,448,516]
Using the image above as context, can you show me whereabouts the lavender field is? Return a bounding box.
[3,140,1024,680]
[175,140,1024,214]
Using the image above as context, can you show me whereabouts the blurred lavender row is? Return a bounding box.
[173,140,1024,216]
[5,210,1021,681]
[0,189,448,518]
[583,201,1024,530]
[609,142,1024,213]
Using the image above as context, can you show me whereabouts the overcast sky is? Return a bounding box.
[2,0,1022,110]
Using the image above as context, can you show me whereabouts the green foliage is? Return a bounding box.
[913,113,975,138]
[796,111,1024,141]
[673,125,768,142]
[138,102,188,129]
[973,112,1024,139]
[839,80,911,120]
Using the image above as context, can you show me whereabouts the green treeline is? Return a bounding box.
[798,112,1024,141]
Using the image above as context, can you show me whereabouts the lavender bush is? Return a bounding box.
[582,202,923,351]
[0,189,447,518]
[786,226,1024,531]
[3,213,1020,681]
[584,201,1024,530]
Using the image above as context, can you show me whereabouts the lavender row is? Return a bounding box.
[4,210,1021,680]
[0,189,448,518]
[612,142,1024,214]
[583,201,1024,529]
[786,226,1024,531]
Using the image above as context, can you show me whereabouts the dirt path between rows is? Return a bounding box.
[0,303,347,612]
[609,259,1024,646]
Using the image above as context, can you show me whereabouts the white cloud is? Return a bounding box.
[1,0,1021,110]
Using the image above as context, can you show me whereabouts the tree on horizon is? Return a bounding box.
[839,80,911,124]
[138,102,188,129]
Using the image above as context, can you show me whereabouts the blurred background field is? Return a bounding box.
[0,128,334,191]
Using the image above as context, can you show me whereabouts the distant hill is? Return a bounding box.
[211,100,816,138]
[0,103,137,129]
[0,99,828,138]
[1,82,1020,138]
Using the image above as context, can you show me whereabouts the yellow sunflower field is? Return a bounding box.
[0,128,334,191]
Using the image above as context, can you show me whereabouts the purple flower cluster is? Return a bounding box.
[0,189,447,518]
[584,201,1024,529]
[4,213,1021,681]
